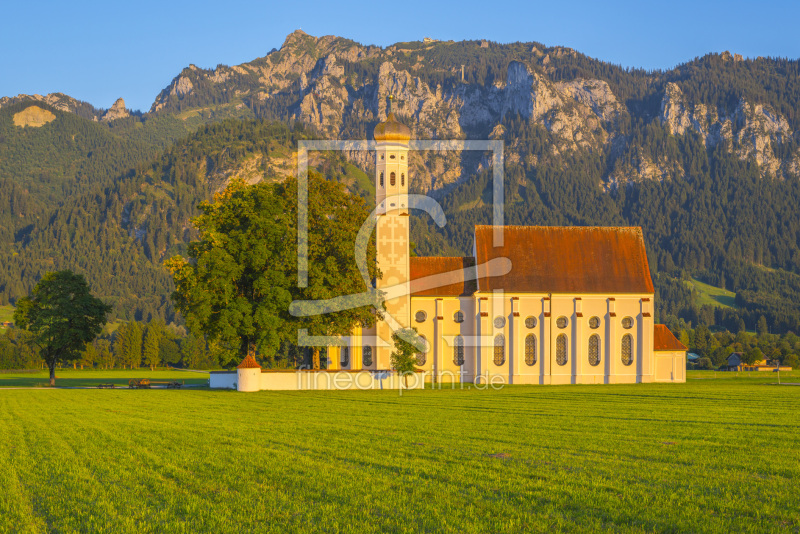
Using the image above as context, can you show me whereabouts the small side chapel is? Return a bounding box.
[325,112,687,385]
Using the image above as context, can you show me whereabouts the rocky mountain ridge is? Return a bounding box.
[145,30,800,188]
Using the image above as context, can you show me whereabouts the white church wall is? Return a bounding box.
[472,292,655,385]
[209,372,237,389]
[261,370,425,390]
[654,351,686,382]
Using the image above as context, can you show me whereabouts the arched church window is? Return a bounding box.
[453,335,464,366]
[380,154,384,160]
[454,310,464,323]
[401,155,405,160]
[416,336,428,366]
[493,334,505,365]
[401,173,405,186]
[557,316,568,329]
[390,172,396,186]
[415,310,427,323]
[362,346,373,367]
[622,317,634,329]
[525,316,537,329]
[340,346,349,367]
[589,316,600,329]
[621,334,633,366]
[379,172,384,187]
[588,334,600,366]
[525,334,537,366]
[390,154,396,159]
[556,334,568,366]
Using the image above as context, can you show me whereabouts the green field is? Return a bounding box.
[1,374,799,533]
[0,369,210,389]
[686,278,737,309]
[0,305,13,329]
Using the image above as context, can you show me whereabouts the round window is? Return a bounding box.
[494,316,506,329]
[525,316,537,329]
[415,311,427,323]
[589,316,600,329]
[556,316,568,329]
[622,317,634,329]
[454,311,464,323]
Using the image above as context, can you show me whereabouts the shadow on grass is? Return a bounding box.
[711,294,736,307]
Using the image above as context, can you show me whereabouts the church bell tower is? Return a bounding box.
[373,106,412,369]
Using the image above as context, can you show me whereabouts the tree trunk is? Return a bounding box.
[312,348,320,370]
[49,362,56,387]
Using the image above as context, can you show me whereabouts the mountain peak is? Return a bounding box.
[101,98,129,121]
[281,29,315,49]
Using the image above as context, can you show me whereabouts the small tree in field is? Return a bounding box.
[13,271,111,386]
[391,328,425,387]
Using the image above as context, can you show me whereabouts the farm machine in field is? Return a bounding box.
[128,378,183,389]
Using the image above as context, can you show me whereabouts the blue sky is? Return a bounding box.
[2,0,798,112]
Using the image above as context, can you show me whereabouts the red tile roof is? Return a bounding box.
[409,257,477,297]
[473,226,654,294]
[653,325,687,351]
[237,355,262,369]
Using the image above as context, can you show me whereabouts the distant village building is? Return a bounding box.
[212,114,687,391]
[480,40,489,48]
[727,352,792,371]
[423,37,438,44]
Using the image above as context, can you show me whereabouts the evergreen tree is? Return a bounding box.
[142,325,162,370]
[757,316,769,336]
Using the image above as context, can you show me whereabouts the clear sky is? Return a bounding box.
[2,0,798,112]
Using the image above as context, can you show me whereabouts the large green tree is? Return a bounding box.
[168,173,380,368]
[13,270,111,386]
[168,178,295,366]
[279,173,381,369]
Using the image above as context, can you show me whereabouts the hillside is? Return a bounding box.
[0,119,360,320]
[2,31,800,333]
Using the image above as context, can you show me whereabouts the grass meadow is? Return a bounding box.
[0,373,798,533]
[0,369,210,389]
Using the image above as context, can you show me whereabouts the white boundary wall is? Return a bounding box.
[209,370,425,391]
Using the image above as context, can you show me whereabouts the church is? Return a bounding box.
[211,113,686,391]
[324,112,687,386]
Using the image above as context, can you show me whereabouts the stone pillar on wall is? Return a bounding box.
[543,296,552,384]
[606,297,617,384]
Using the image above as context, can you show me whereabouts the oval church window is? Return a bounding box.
[525,334,537,366]
[453,335,465,366]
[556,334,568,366]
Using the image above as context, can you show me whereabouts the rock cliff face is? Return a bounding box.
[101,98,130,121]
[659,82,799,178]
[147,31,645,191]
[12,105,56,127]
